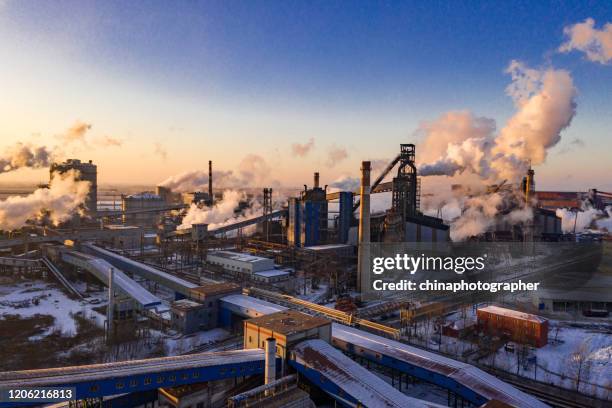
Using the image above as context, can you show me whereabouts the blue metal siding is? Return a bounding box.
[288,360,358,408]
[0,360,268,407]
[337,192,353,244]
[332,338,488,406]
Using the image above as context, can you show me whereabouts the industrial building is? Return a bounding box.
[206,251,275,274]
[121,191,167,226]
[477,305,549,348]
[170,299,212,334]
[244,310,331,359]
[50,158,98,217]
[287,173,330,247]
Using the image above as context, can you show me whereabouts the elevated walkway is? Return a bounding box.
[0,350,266,407]
[332,324,549,408]
[84,244,197,297]
[290,339,443,408]
[61,251,163,311]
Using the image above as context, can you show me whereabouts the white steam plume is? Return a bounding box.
[0,170,90,230]
[179,190,262,232]
[422,190,533,241]
[160,155,273,193]
[418,61,576,183]
[328,175,360,192]
[0,143,53,174]
[555,204,612,233]
[559,18,612,64]
[597,207,612,232]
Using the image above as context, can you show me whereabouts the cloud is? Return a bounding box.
[291,138,315,157]
[326,145,348,167]
[559,18,612,64]
[59,121,92,144]
[95,136,122,147]
[154,142,167,160]
[557,137,585,155]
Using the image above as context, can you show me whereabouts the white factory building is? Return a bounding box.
[206,250,294,289]
[206,251,275,274]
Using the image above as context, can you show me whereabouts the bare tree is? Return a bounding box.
[568,339,592,393]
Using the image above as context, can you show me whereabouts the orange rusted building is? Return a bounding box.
[477,305,548,347]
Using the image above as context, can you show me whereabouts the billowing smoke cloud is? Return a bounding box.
[292,138,315,157]
[160,155,273,193]
[179,190,261,232]
[0,170,90,230]
[418,61,576,183]
[556,204,612,233]
[422,188,534,241]
[597,207,612,232]
[238,154,271,186]
[0,143,53,174]
[60,121,92,144]
[417,111,496,165]
[559,18,612,64]
[329,175,360,192]
[326,146,348,168]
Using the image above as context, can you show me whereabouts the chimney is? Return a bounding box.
[264,337,276,394]
[357,161,371,292]
[208,160,213,206]
[106,267,115,343]
[314,172,320,189]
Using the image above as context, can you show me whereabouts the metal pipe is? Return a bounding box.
[357,161,371,292]
[314,172,320,188]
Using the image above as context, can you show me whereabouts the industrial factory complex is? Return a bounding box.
[0,140,610,408]
[2,1,612,406]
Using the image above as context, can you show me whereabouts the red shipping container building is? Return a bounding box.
[477,305,548,348]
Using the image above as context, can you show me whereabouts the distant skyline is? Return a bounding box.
[1,1,611,191]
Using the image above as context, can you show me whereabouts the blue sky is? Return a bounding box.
[0,0,610,189]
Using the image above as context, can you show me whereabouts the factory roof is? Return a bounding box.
[208,250,273,263]
[171,299,204,312]
[189,282,241,298]
[125,192,161,199]
[305,244,353,251]
[220,294,287,315]
[103,224,140,230]
[477,305,547,323]
[246,310,330,336]
[254,269,292,278]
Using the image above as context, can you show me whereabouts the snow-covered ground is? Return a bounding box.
[490,323,612,398]
[159,328,232,355]
[0,281,105,337]
[408,305,612,400]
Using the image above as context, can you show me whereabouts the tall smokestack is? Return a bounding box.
[357,161,371,292]
[106,267,115,344]
[208,160,213,206]
[264,337,276,395]
[314,172,320,189]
